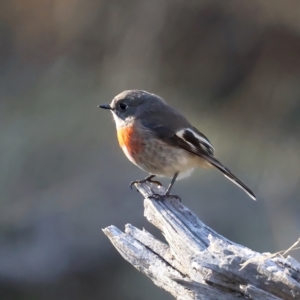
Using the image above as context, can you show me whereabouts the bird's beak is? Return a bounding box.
[98,104,112,110]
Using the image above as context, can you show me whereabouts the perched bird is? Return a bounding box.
[99,90,256,200]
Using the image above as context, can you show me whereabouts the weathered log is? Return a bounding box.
[103,182,300,300]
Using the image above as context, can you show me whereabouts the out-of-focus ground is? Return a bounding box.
[0,1,300,299]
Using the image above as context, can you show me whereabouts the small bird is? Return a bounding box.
[99,90,256,200]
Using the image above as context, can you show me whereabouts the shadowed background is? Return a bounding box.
[1,1,300,299]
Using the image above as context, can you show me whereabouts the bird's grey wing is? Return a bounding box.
[141,121,214,157]
[172,128,256,200]
[141,121,256,200]
[140,101,214,155]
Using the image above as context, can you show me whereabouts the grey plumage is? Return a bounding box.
[100,90,256,200]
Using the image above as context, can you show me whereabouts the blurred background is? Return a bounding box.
[1,0,300,299]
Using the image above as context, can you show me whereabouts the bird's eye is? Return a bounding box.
[119,103,128,110]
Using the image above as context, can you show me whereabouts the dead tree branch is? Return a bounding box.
[103,183,300,300]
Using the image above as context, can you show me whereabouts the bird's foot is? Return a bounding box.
[130,175,162,190]
[149,192,181,202]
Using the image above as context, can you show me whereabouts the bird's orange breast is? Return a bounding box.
[117,126,143,156]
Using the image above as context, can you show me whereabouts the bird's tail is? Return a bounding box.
[206,155,256,200]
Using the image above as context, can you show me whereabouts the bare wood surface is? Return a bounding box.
[103,183,300,300]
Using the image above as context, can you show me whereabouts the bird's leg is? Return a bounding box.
[151,172,181,201]
[130,175,162,190]
[165,171,179,196]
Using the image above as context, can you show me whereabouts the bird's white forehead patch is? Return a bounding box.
[113,90,148,103]
[114,90,132,101]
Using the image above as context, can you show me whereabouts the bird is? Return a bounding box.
[98,90,256,200]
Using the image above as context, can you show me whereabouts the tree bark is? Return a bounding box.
[103,182,300,300]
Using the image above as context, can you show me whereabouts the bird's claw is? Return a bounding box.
[130,176,162,190]
[149,193,181,202]
[129,175,180,201]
